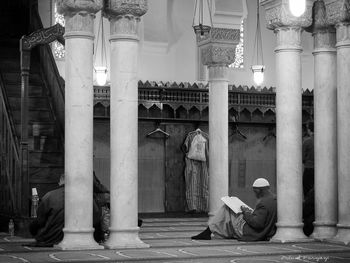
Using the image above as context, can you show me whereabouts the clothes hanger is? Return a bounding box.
[262,127,276,141]
[229,124,247,140]
[146,124,170,138]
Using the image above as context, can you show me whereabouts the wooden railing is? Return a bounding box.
[0,74,21,217]
[94,82,313,120]
[30,6,65,142]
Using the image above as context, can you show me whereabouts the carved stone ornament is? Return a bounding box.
[200,45,236,66]
[306,0,329,32]
[56,0,103,15]
[197,27,239,66]
[260,0,314,30]
[197,28,241,44]
[325,0,350,24]
[103,0,148,18]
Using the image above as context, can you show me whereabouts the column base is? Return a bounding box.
[104,227,149,249]
[270,223,310,243]
[328,224,350,245]
[56,228,103,250]
[312,221,337,240]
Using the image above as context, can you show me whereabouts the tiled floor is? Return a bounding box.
[1,217,350,263]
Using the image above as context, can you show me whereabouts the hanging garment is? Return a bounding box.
[183,129,209,212]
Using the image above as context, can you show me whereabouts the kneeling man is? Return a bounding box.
[192,178,277,241]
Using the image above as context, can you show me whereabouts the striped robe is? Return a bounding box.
[183,130,209,212]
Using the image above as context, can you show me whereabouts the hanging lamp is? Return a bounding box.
[94,12,108,86]
[289,0,306,17]
[192,0,213,37]
[251,0,265,86]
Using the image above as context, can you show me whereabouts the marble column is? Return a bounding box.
[104,0,149,249]
[261,0,313,242]
[56,0,103,250]
[326,0,350,245]
[197,28,239,217]
[307,0,338,240]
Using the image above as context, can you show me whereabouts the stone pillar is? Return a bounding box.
[307,0,338,240]
[197,28,239,217]
[104,0,149,249]
[56,0,103,250]
[326,0,350,245]
[261,0,313,242]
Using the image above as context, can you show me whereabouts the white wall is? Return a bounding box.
[227,0,314,90]
[38,0,315,90]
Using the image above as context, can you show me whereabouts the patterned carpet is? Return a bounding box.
[0,217,350,263]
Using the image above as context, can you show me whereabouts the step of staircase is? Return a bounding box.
[8,97,50,111]
[3,84,45,97]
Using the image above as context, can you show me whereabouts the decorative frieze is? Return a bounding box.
[260,0,313,30]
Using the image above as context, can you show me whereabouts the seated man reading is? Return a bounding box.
[191,178,277,241]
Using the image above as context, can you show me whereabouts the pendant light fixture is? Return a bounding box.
[192,0,213,38]
[94,12,108,86]
[289,0,306,17]
[251,0,265,86]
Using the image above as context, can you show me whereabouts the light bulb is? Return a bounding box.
[253,71,264,86]
[251,65,265,86]
[289,0,306,17]
[95,66,107,86]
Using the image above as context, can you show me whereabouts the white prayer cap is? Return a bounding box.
[252,178,270,188]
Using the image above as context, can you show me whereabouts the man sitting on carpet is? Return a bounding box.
[29,173,102,246]
[191,178,277,241]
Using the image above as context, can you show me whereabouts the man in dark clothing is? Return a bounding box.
[302,122,314,197]
[29,174,102,246]
[29,174,65,247]
[191,178,277,241]
[303,188,315,236]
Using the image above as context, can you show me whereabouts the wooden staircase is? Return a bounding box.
[0,39,64,216]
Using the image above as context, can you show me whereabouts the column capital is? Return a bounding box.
[56,0,103,16]
[305,0,336,50]
[306,0,335,32]
[260,0,314,30]
[197,28,240,66]
[324,0,350,25]
[104,0,148,40]
[103,0,148,18]
[56,0,102,38]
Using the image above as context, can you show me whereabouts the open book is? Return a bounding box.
[221,196,253,214]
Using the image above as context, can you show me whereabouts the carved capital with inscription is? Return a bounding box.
[56,0,103,36]
[197,28,240,66]
[260,0,314,30]
[324,0,350,25]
